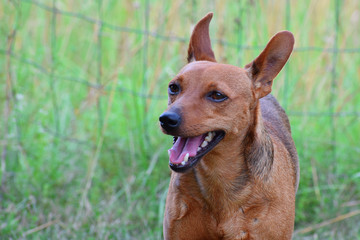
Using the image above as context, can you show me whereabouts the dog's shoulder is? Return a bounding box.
[260,94,299,191]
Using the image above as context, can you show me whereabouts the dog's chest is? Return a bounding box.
[209,207,258,240]
[176,199,260,239]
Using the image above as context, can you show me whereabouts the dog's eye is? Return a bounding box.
[168,83,180,95]
[207,91,228,102]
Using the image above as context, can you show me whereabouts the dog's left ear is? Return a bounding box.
[187,12,216,63]
[245,31,294,99]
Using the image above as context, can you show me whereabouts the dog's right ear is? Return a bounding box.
[187,12,216,63]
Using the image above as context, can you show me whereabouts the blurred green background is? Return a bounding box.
[1,0,360,239]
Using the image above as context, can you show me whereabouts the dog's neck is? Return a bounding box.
[177,102,274,211]
[243,102,274,181]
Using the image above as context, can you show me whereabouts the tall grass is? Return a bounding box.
[1,0,359,239]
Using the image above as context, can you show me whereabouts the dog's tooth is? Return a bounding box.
[201,141,208,148]
[205,132,213,142]
[197,147,202,152]
[168,150,171,157]
[184,153,189,162]
[181,153,189,165]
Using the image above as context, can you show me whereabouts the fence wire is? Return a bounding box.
[2,0,360,156]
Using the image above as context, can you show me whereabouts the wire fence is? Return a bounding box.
[3,0,360,159]
[4,2,360,92]
[0,0,360,160]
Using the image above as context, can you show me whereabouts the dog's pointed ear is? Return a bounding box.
[245,31,294,99]
[187,12,216,63]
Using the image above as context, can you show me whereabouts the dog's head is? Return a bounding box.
[159,13,294,172]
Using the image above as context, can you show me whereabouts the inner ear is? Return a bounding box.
[245,31,294,99]
[187,12,216,63]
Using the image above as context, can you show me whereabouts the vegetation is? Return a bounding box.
[1,0,359,239]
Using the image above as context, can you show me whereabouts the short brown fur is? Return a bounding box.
[160,13,299,240]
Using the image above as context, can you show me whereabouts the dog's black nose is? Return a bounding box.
[159,111,181,131]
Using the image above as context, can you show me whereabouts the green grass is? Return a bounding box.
[1,0,360,239]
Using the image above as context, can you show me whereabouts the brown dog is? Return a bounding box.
[159,13,299,240]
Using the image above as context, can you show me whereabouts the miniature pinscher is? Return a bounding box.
[159,13,299,240]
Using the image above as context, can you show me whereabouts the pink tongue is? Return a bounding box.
[168,135,205,164]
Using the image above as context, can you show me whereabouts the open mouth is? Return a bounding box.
[168,130,225,172]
